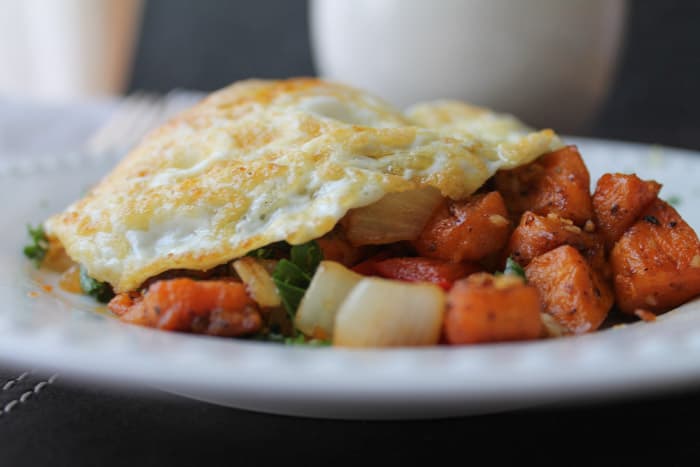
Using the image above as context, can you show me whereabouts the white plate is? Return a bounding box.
[1,137,699,420]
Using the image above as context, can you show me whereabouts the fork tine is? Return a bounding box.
[161,89,204,120]
[121,94,165,147]
[84,93,143,154]
[83,90,204,157]
[84,92,163,156]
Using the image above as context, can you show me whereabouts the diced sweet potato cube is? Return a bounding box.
[505,211,608,277]
[108,292,140,317]
[592,173,662,250]
[413,191,511,262]
[526,245,614,334]
[494,145,593,226]
[316,230,367,267]
[110,278,262,337]
[444,273,543,344]
[610,199,700,314]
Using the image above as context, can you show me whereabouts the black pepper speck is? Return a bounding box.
[644,215,660,225]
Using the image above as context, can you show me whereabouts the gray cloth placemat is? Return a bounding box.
[1,367,699,466]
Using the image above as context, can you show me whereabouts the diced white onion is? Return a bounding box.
[540,313,567,338]
[343,187,444,246]
[295,261,363,340]
[258,259,279,274]
[233,257,281,307]
[333,277,445,347]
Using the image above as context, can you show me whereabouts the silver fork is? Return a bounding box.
[8,91,205,404]
[83,89,203,157]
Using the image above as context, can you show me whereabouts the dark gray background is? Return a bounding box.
[3,1,700,466]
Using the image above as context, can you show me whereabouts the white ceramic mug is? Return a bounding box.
[310,0,628,132]
[0,0,143,101]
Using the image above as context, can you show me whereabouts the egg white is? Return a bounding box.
[46,78,561,292]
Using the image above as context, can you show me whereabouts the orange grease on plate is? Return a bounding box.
[58,264,82,294]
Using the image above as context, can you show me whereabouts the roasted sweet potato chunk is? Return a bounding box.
[610,199,700,314]
[413,191,511,262]
[592,173,661,250]
[505,211,608,277]
[316,230,366,267]
[108,292,141,318]
[494,145,593,226]
[444,273,543,344]
[110,278,262,336]
[526,245,614,334]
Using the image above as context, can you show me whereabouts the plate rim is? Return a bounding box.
[2,136,700,417]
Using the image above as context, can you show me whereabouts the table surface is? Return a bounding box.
[2,368,700,465]
[2,96,700,466]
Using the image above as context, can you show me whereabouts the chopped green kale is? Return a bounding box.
[79,266,115,303]
[667,195,682,207]
[503,257,526,281]
[246,242,290,259]
[272,240,323,318]
[261,331,331,346]
[23,224,49,268]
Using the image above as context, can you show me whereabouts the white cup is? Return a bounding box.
[0,0,143,101]
[310,0,628,132]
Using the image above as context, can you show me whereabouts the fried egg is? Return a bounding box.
[407,100,537,144]
[46,78,561,292]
